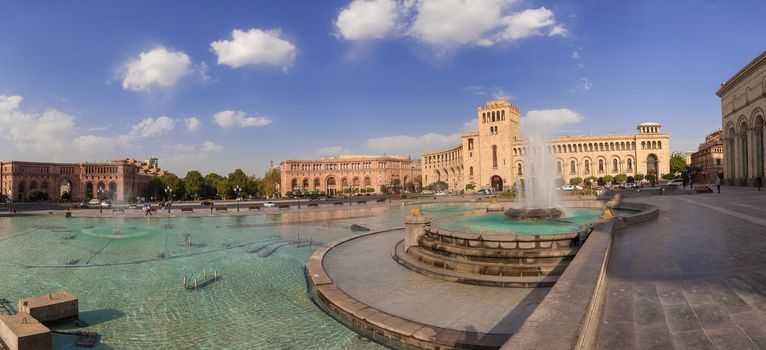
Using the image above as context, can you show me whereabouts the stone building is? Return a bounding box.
[280,155,420,197]
[717,50,766,186]
[0,158,162,202]
[691,129,724,183]
[422,99,670,192]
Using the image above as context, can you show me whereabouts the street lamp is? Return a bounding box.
[7,190,12,213]
[234,185,242,212]
[165,186,173,213]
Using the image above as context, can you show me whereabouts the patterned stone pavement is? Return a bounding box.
[322,230,550,334]
[596,187,766,350]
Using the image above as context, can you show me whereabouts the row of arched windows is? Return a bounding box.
[550,157,636,176]
[482,110,505,123]
[291,176,372,190]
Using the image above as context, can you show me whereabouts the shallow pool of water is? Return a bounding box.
[436,208,602,235]
[0,206,417,349]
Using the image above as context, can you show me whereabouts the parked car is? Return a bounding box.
[263,201,275,208]
[88,198,100,205]
[200,200,213,206]
[100,201,111,208]
[475,189,490,195]
[129,204,138,210]
[625,183,638,188]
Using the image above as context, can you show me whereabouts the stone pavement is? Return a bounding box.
[322,229,549,335]
[595,186,766,350]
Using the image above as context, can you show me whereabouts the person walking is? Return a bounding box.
[757,177,762,191]
[715,176,721,194]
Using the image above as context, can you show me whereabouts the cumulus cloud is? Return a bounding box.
[73,135,115,154]
[367,132,461,157]
[317,146,352,156]
[210,28,297,70]
[335,0,400,40]
[121,47,192,91]
[184,117,201,132]
[571,78,593,92]
[213,110,272,128]
[335,0,567,48]
[202,141,224,152]
[522,109,582,128]
[129,116,175,138]
[463,119,478,131]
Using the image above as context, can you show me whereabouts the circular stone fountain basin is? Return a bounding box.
[435,208,602,236]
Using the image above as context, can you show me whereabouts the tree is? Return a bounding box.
[635,174,645,181]
[160,173,185,200]
[569,177,583,185]
[602,175,614,185]
[145,177,165,201]
[584,176,598,186]
[645,174,657,182]
[227,169,249,194]
[427,181,448,192]
[669,153,688,174]
[259,168,280,197]
[216,178,233,199]
[184,171,205,200]
[662,173,677,180]
[204,173,224,198]
[28,189,48,202]
[465,183,476,191]
[614,174,628,183]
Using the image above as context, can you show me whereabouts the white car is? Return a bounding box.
[435,192,448,196]
[263,201,275,208]
[88,198,100,205]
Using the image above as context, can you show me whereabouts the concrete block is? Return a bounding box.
[18,292,78,324]
[0,314,51,350]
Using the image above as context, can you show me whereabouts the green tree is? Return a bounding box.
[584,176,598,186]
[216,178,233,199]
[645,174,657,182]
[635,174,645,181]
[204,173,224,198]
[614,174,628,183]
[669,153,688,174]
[662,173,677,180]
[28,189,49,202]
[160,173,185,200]
[603,175,614,184]
[184,171,205,200]
[259,168,280,197]
[465,183,475,191]
[569,177,583,185]
[227,169,249,193]
[145,177,165,201]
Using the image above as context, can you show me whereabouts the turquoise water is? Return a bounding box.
[0,207,413,350]
[613,208,639,217]
[437,208,602,235]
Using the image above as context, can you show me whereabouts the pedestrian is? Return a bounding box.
[715,176,721,194]
[758,177,762,191]
[689,178,693,191]
[210,205,214,213]
[145,204,152,216]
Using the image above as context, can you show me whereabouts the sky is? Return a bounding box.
[0,0,764,176]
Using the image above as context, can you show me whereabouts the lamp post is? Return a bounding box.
[98,188,103,214]
[234,185,242,212]
[7,190,12,213]
[165,186,173,213]
[297,186,302,209]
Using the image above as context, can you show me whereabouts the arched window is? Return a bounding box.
[468,138,474,150]
[492,145,498,168]
[570,160,576,174]
[627,158,633,172]
[598,159,605,173]
[584,160,590,174]
[612,159,619,173]
[364,177,371,186]
[482,113,486,123]
[557,161,563,174]
[517,163,522,176]
[647,154,658,175]
[501,110,505,120]
[469,166,474,176]
[657,141,662,149]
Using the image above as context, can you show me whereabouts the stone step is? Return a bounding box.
[408,246,570,277]
[419,235,578,263]
[392,240,558,288]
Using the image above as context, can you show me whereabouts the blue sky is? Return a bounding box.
[0,0,763,176]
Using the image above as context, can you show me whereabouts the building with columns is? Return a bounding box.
[422,99,670,192]
[717,50,766,186]
[280,155,420,197]
[0,158,163,202]
[691,129,724,183]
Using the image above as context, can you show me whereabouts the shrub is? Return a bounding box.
[28,189,49,202]
[635,174,645,181]
[614,174,628,183]
[584,176,598,186]
[645,174,657,181]
[465,183,475,191]
[569,177,583,185]
[499,191,515,199]
[602,175,614,184]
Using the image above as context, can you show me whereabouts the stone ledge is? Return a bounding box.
[306,229,510,350]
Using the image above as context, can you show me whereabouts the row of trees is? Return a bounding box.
[566,174,657,186]
[144,168,281,201]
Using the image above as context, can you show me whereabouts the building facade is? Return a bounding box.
[717,50,766,186]
[422,99,671,192]
[0,158,162,202]
[691,129,724,183]
[280,155,421,197]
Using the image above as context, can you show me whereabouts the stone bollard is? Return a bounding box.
[404,208,430,253]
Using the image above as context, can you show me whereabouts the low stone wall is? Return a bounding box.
[500,219,616,350]
[613,202,659,229]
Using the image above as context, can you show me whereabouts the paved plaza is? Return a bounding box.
[596,187,766,350]
[322,230,549,336]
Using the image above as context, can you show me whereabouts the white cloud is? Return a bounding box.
[202,141,224,152]
[335,0,400,40]
[366,132,461,156]
[571,51,580,59]
[184,117,201,132]
[213,110,272,128]
[73,135,115,153]
[211,28,297,70]
[498,7,556,41]
[129,116,175,138]
[410,0,511,47]
[522,109,582,127]
[463,119,478,131]
[317,146,351,155]
[549,24,568,37]
[121,47,192,91]
[571,78,593,92]
[163,143,196,153]
[492,87,513,99]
